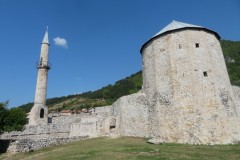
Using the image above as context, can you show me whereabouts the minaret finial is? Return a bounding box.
[46,26,48,31]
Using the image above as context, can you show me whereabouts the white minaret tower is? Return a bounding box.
[29,28,51,125]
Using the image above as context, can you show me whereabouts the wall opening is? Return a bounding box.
[110,118,116,130]
[195,43,199,48]
[40,57,43,66]
[40,108,44,118]
[48,117,52,123]
[203,71,208,77]
[179,44,182,49]
[0,140,11,154]
[110,126,115,129]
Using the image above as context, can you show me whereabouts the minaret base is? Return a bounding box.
[28,104,48,125]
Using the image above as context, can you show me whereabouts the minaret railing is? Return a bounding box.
[36,61,52,70]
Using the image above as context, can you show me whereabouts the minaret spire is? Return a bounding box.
[42,26,49,44]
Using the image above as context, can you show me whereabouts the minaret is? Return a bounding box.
[29,28,51,125]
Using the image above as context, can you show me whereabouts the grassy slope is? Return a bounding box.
[18,40,240,112]
[1,137,240,160]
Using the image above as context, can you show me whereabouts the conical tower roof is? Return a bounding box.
[140,20,220,53]
[42,27,49,44]
[153,20,202,38]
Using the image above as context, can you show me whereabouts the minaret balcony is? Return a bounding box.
[36,61,52,70]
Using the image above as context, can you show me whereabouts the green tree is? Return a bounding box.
[3,108,27,132]
[103,89,111,99]
[0,101,27,133]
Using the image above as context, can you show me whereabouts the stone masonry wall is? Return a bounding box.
[232,86,240,114]
[7,137,89,153]
[111,91,149,137]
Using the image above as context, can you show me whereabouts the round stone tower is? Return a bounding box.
[141,20,240,144]
[29,29,51,125]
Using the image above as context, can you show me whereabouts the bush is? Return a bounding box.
[0,101,27,133]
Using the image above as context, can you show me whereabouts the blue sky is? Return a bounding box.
[0,0,239,108]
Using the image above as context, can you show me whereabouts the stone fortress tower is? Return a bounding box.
[107,20,240,145]
[139,20,240,144]
[29,29,51,125]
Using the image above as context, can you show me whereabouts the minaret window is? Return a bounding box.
[195,43,199,48]
[40,108,44,118]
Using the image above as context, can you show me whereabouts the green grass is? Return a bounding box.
[1,137,240,160]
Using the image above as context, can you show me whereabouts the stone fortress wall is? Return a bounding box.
[0,106,113,152]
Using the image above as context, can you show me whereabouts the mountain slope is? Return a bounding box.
[18,40,240,112]
[19,71,142,112]
[221,40,240,86]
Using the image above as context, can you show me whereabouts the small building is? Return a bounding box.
[60,110,72,116]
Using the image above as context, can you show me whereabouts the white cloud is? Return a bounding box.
[53,37,68,49]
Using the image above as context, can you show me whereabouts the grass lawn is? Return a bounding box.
[1,137,240,160]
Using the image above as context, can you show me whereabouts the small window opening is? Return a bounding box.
[179,44,182,49]
[195,43,199,48]
[110,118,116,130]
[203,71,208,77]
[110,126,115,129]
[40,108,44,118]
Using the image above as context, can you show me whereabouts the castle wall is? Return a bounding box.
[5,137,88,153]
[232,86,240,114]
[233,86,240,100]
[69,116,98,138]
[0,107,113,153]
[69,106,113,138]
[111,92,149,137]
